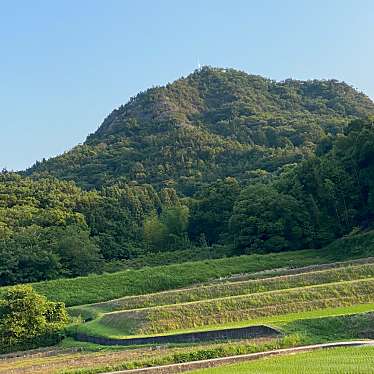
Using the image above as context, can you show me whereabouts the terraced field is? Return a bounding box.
[3,254,374,373]
[3,312,374,374]
[70,262,374,318]
[72,263,374,338]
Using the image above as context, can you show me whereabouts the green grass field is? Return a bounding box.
[189,346,374,373]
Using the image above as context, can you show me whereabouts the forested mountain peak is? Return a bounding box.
[27,67,374,193]
[91,67,373,142]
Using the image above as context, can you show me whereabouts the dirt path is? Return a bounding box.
[102,340,374,374]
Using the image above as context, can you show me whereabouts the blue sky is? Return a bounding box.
[1,0,373,171]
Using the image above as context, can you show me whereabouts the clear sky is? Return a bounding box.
[1,0,373,171]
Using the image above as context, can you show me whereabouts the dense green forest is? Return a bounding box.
[1,67,374,286]
[0,174,183,285]
[190,117,374,252]
[230,118,374,252]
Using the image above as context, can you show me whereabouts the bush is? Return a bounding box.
[0,285,68,353]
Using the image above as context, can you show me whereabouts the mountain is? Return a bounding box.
[27,67,374,194]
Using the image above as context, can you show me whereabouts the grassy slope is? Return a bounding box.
[74,303,374,340]
[1,230,373,308]
[324,230,374,260]
[189,346,374,374]
[0,249,330,306]
[69,263,374,317]
[76,277,374,337]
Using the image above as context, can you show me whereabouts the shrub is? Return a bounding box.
[0,285,68,353]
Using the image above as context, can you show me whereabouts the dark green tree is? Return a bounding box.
[52,225,104,277]
[189,177,241,244]
[230,184,313,253]
[144,205,190,250]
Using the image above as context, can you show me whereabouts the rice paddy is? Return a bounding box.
[189,346,374,373]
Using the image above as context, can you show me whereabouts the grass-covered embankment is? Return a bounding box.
[70,263,374,317]
[0,249,330,307]
[2,230,374,308]
[78,277,374,337]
